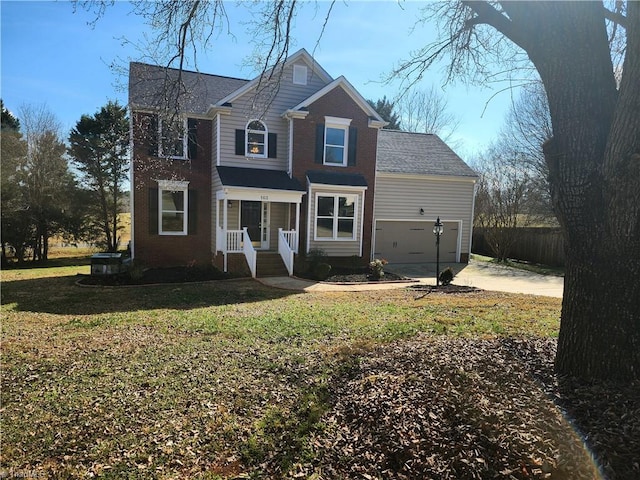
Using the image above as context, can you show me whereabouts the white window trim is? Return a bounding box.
[245,119,268,158]
[293,64,308,85]
[323,116,352,167]
[158,180,189,235]
[313,192,358,241]
[159,117,188,159]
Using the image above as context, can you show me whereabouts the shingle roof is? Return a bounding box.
[217,166,305,191]
[129,62,249,115]
[306,170,368,187]
[376,130,477,178]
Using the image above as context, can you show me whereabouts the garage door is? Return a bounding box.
[374,220,459,263]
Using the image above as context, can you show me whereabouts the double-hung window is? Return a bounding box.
[161,117,188,159]
[246,120,267,157]
[158,180,189,235]
[315,194,357,240]
[324,117,351,166]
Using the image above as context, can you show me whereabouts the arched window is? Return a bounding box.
[246,120,267,157]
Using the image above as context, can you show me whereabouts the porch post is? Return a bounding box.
[294,202,300,254]
[223,197,228,272]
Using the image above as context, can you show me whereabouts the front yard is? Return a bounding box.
[1,263,638,479]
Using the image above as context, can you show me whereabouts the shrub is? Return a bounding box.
[439,267,455,286]
[313,262,332,280]
[368,258,388,280]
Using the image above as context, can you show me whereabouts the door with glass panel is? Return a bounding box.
[241,201,269,249]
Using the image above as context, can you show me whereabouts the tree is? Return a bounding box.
[1,101,29,265]
[18,104,77,262]
[394,85,460,143]
[396,1,639,381]
[472,144,547,261]
[69,101,129,251]
[367,96,401,130]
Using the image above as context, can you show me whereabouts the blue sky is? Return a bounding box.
[1,0,518,157]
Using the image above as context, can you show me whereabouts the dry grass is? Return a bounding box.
[1,263,637,479]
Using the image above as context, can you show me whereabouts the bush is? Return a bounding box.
[312,262,332,281]
[439,267,454,286]
[368,258,388,280]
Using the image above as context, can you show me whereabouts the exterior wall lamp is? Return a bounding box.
[420,208,425,215]
[433,216,444,286]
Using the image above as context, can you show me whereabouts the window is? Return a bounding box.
[323,117,351,166]
[315,194,357,240]
[146,114,196,159]
[246,120,267,157]
[158,180,189,235]
[293,64,307,85]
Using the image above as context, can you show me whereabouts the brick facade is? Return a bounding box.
[291,87,378,260]
[132,113,213,267]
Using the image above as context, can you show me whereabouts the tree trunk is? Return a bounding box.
[486,1,640,381]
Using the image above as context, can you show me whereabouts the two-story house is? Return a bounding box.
[129,49,477,277]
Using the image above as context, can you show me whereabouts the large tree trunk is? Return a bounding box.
[487,1,640,381]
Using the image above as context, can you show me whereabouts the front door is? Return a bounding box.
[241,201,269,249]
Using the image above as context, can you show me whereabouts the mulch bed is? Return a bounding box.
[286,336,640,480]
[77,265,230,286]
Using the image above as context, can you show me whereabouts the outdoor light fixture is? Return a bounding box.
[420,208,425,215]
[433,217,444,287]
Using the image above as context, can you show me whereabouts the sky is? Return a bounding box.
[1,0,520,158]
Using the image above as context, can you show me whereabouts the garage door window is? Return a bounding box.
[315,194,356,240]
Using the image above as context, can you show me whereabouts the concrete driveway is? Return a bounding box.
[259,259,564,298]
[386,260,564,298]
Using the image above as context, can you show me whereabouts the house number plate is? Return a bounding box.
[261,195,269,200]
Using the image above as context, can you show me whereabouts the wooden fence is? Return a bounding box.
[472,227,566,267]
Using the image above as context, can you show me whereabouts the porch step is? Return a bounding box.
[256,253,289,277]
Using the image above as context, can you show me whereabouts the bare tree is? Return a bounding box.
[395,85,460,143]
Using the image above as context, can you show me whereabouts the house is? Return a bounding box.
[128,49,477,277]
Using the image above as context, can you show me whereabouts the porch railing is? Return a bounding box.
[241,227,257,278]
[278,228,296,276]
[218,227,257,277]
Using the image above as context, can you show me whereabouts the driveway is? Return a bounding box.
[259,259,564,298]
[387,260,564,298]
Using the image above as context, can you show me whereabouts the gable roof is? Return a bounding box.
[376,130,478,178]
[129,62,249,115]
[214,48,334,108]
[287,76,386,126]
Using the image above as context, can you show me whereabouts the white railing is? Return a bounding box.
[278,228,295,276]
[280,229,298,254]
[226,229,244,253]
[242,227,257,278]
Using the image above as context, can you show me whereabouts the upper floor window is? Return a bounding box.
[144,114,197,160]
[293,64,308,85]
[246,120,267,158]
[324,117,352,166]
[161,117,188,159]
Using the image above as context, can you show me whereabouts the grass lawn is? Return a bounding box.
[1,262,636,479]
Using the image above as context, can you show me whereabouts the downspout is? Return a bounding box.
[287,117,293,177]
[128,106,135,261]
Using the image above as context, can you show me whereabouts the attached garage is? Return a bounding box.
[374,220,460,263]
[373,130,478,264]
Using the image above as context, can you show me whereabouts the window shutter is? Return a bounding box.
[235,129,245,156]
[315,123,325,164]
[148,188,158,234]
[147,115,159,156]
[348,127,357,166]
[187,118,198,160]
[188,189,198,234]
[268,132,277,158]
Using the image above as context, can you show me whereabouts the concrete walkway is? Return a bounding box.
[258,259,564,298]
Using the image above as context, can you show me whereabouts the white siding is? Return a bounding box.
[374,173,476,259]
